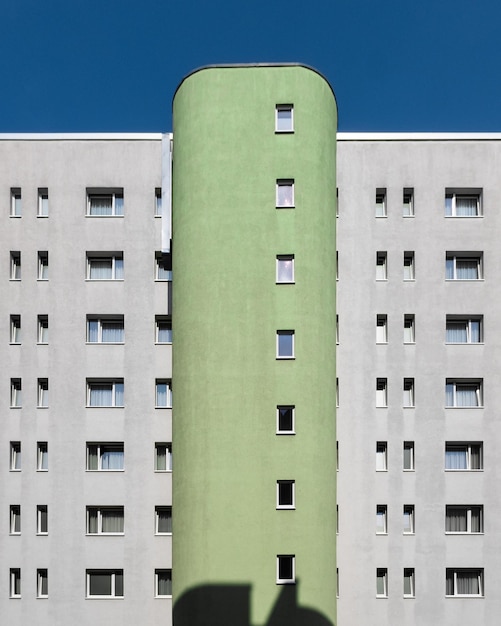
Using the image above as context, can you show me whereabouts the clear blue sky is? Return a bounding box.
[1,0,500,132]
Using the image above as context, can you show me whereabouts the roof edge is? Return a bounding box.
[0,133,167,141]
[337,132,501,141]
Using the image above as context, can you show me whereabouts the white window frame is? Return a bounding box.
[276,480,295,509]
[403,188,414,217]
[276,180,295,208]
[155,506,173,535]
[375,189,386,217]
[10,188,21,217]
[155,569,173,597]
[446,253,482,280]
[445,316,482,344]
[37,505,48,534]
[275,104,294,133]
[86,506,125,535]
[10,315,21,344]
[38,379,49,408]
[276,330,295,359]
[403,252,415,280]
[403,505,415,534]
[276,255,295,283]
[376,442,387,471]
[376,378,387,407]
[445,379,482,408]
[87,190,124,217]
[10,251,21,280]
[403,378,414,407]
[403,442,415,471]
[37,442,48,471]
[38,252,48,280]
[86,443,124,471]
[446,568,483,597]
[445,442,483,471]
[376,568,388,598]
[86,570,124,599]
[445,505,483,534]
[37,569,48,598]
[9,505,21,535]
[403,568,415,597]
[10,568,21,598]
[155,316,172,344]
[376,315,387,343]
[276,555,295,584]
[86,316,125,344]
[155,380,173,408]
[86,254,124,280]
[10,379,21,408]
[445,191,481,217]
[155,443,172,471]
[376,505,387,534]
[155,252,172,281]
[38,188,49,217]
[276,405,295,435]
[87,379,124,407]
[38,315,48,344]
[376,252,387,280]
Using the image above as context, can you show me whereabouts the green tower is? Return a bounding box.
[172,64,337,626]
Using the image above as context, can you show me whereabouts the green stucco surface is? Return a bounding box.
[172,65,337,625]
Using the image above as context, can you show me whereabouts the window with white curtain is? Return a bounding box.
[445,442,482,470]
[445,506,483,533]
[445,379,482,407]
[37,569,48,598]
[10,442,21,470]
[10,315,21,344]
[403,505,415,534]
[275,105,294,132]
[403,252,415,280]
[86,570,123,598]
[38,188,49,217]
[87,190,124,216]
[9,505,21,534]
[87,507,124,534]
[376,378,387,407]
[38,315,48,344]
[376,505,387,534]
[10,188,21,217]
[38,251,48,280]
[276,480,295,509]
[375,189,386,217]
[38,379,49,408]
[86,443,124,471]
[403,188,414,217]
[403,442,414,471]
[376,315,387,343]
[276,255,294,283]
[445,190,481,217]
[404,568,415,597]
[446,253,482,280]
[87,253,124,280]
[155,506,172,534]
[10,379,21,408]
[277,555,295,584]
[155,316,172,343]
[446,569,483,596]
[376,442,387,471]
[37,442,48,471]
[155,443,172,471]
[87,379,124,407]
[155,380,172,408]
[376,252,387,280]
[37,505,48,534]
[10,568,21,598]
[87,316,124,343]
[376,568,388,597]
[156,569,172,597]
[276,180,294,207]
[445,316,482,343]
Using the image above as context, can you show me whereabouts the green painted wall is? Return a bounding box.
[172,65,337,626]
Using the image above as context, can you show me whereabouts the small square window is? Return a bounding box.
[155,251,172,280]
[403,505,415,534]
[10,315,21,344]
[445,442,483,470]
[10,188,21,217]
[276,480,295,509]
[10,442,21,470]
[156,380,173,408]
[376,568,388,597]
[10,568,21,598]
[376,252,387,280]
[156,569,172,597]
[155,443,172,471]
[10,251,21,280]
[446,252,482,280]
[376,442,387,471]
[10,505,21,534]
[375,188,386,217]
[276,330,294,359]
[87,190,124,216]
[37,569,48,598]
[446,568,483,597]
[38,188,49,217]
[86,570,123,598]
[376,378,387,407]
[155,506,172,534]
[403,568,415,597]
[276,180,294,208]
[155,188,162,217]
[276,255,294,283]
[445,189,481,217]
[403,378,414,407]
[87,379,124,407]
[38,379,49,408]
[445,379,482,407]
[87,316,124,343]
[446,316,482,343]
[403,442,414,471]
[38,315,49,344]
[376,505,387,534]
[403,188,414,217]
[87,253,124,280]
[275,105,293,132]
[404,314,415,343]
[376,315,387,343]
[277,405,295,434]
[87,506,124,534]
[37,442,48,470]
[37,505,48,534]
[38,252,49,280]
[155,316,172,343]
[87,443,124,471]
[403,252,414,280]
[276,555,295,584]
[10,379,22,408]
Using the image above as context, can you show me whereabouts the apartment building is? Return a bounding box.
[0,64,499,626]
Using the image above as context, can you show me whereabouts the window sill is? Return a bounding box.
[155,342,172,345]
[36,469,48,473]
[276,281,295,285]
[86,533,124,537]
[375,469,388,473]
[86,406,124,409]
[9,342,21,345]
[155,406,172,410]
[86,342,125,345]
[376,596,388,599]
[375,215,387,219]
[276,580,296,586]
[85,215,124,219]
[403,279,415,282]
[9,596,22,599]
[9,279,21,282]
[155,595,173,599]
[403,406,415,409]
[376,532,387,536]
[402,215,415,218]
[376,341,388,345]
[9,469,21,473]
[445,469,483,472]
[37,279,48,282]
[403,532,415,536]
[276,506,295,510]
[36,596,48,600]
[403,469,415,472]
[155,279,172,283]
[154,469,172,473]
[375,279,388,282]
[9,533,21,536]
[445,532,484,535]
[85,279,124,282]
[276,206,295,209]
[86,596,124,600]
[445,342,484,345]
[10,406,22,409]
[275,130,294,134]
[444,215,483,219]
[9,215,21,219]
[445,279,484,282]
[403,341,416,345]
[445,406,483,409]
[155,532,172,536]
[276,431,295,436]
[376,406,388,409]
[37,342,48,345]
[403,595,415,599]
[86,469,125,472]
[36,533,48,536]
[37,406,49,410]
[446,595,484,599]
[37,215,49,219]
[276,357,295,361]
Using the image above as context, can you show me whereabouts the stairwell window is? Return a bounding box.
[275,105,293,132]
[276,180,294,207]
[276,255,294,283]
[276,555,295,584]
[276,331,294,359]
[276,480,295,509]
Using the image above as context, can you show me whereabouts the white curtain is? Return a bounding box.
[90,385,112,406]
[446,508,467,532]
[89,259,112,279]
[456,197,478,216]
[101,449,124,470]
[90,196,113,216]
[157,571,172,596]
[445,448,467,469]
[101,509,124,533]
[101,322,124,343]
[456,259,478,279]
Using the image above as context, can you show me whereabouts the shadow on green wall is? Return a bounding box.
[173,581,334,626]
